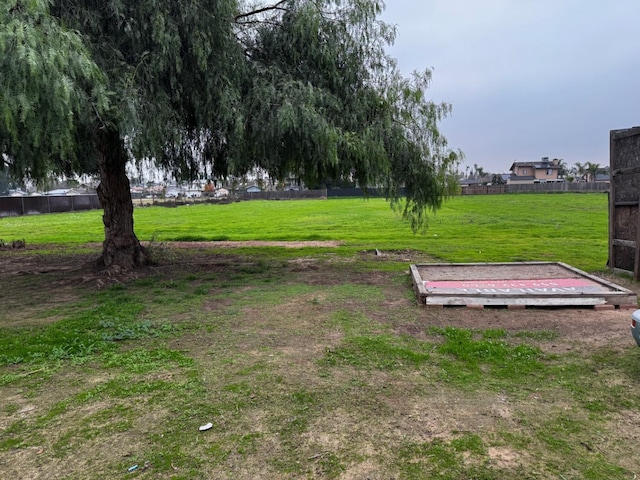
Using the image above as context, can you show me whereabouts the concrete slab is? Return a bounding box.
[410,262,638,308]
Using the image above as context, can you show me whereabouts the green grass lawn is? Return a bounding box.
[3,192,634,480]
[0,193,609,271]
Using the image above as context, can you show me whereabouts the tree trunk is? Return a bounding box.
[95,126,147,271]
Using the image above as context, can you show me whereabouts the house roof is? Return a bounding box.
[45,189,70,195]
[460,177,485,186]
[510,161,560,171]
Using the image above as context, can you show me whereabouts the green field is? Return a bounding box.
[0,193,609,271]
[2,192,637,480]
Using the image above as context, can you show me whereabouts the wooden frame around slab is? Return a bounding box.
[410,262,638,308]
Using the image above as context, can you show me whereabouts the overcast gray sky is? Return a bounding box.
[380,0,640,173]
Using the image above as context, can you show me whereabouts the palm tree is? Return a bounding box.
[585,162,600,182]
[491,173,505,185]
[573,162,587,182]
[554,158,568,178]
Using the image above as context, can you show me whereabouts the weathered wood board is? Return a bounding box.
[410,262,637,308]
[610,126,640,279]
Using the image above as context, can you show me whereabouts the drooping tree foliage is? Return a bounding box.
[0,0,107,180]
[2,0,243,269]
[235,1,459,231]
[1,0,460,270]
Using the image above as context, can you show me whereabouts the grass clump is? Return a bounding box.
[322,334,432,370]
[428,327,545,386]
[398,436,492,480]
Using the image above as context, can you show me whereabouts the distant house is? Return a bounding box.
[497,173,511,184]
[65,189,85,196]
[214,188,229,198]
[165,187,180,198]
[130,186,145,199]
[508,157,561,184]
[460,177,484,187]
[245,185,261,193]
[145,185,165,197]
[460,174,491,187]
[44,188,71,195]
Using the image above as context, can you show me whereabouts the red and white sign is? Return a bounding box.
[424,278,606,294]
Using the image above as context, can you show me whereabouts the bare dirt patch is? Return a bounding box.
[2,243,640,479]
[2,243,637,347]
[412,306,634,354]
[167,240,343,249]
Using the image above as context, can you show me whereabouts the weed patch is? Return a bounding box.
[428,327,545,386]
[101,348,194,373]
[398,436,492,480]
[322,334,432,370]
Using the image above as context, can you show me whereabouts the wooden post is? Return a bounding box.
[609,129,616,275]
[635,194,640,280]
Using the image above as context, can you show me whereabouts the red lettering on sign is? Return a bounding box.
[424,278,599,290]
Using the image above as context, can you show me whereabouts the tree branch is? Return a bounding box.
[235,0,289,23]
[235,18,282,27]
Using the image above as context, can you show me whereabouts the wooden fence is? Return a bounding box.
[462,182,609,195]
[241,189,327,200]
[0,182,611,218]
[0,195,101,218]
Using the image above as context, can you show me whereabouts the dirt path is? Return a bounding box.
[1,242,638,352]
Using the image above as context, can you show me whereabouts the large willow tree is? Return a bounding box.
[1,0,460,271]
